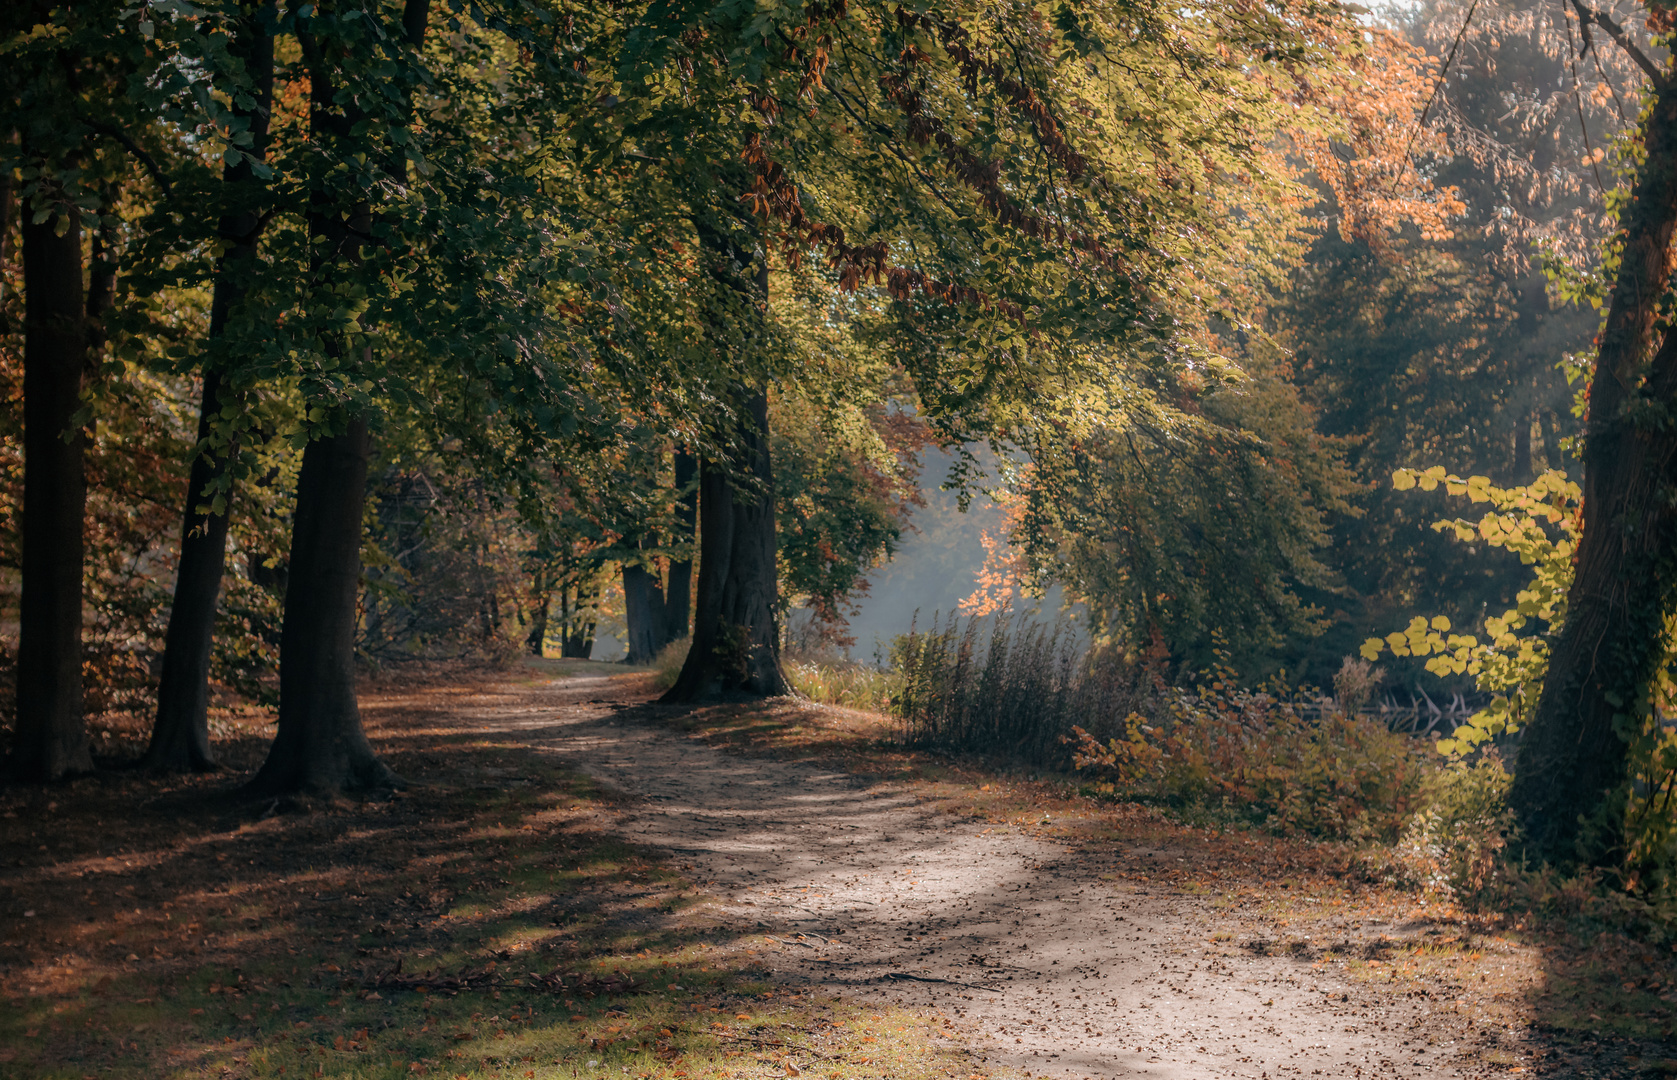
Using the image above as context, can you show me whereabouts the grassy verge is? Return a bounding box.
[0,668,986,1080]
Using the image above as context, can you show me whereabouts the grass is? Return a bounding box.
[783,661,897,714]
[651,640,898,714]
[0,665,987,1080]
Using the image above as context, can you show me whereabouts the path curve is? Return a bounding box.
[475,672,1484,1080]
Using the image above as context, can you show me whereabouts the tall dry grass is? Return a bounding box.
[889,613,1428,840]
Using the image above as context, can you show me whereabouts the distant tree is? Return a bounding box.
[620,449,696,666]
[1270,0,1612,684]
[1014,347,1355,674]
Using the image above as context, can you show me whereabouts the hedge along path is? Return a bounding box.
[488,669,1530,1080]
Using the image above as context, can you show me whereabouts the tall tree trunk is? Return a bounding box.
[245,418,397,796]
[664,448,697,641]
[245,0,426,796]
[1509,73,1677,866]
[622,559,666,665]
[663,391,789,700]
[10,206,91,781]
[145,4,275,772]
[144,373,234,771]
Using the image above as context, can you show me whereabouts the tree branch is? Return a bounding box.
[84,121,173,198]
[1571,0,1665,86]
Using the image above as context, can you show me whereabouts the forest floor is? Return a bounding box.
[5,662,1677,1079]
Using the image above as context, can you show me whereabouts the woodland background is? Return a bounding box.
[5,0,1677,893]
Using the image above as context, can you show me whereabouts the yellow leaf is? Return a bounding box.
[1430,616,1450,631]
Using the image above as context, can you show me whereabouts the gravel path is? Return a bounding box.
[485,673,1486,1079]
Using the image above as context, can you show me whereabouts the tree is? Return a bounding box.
[666,389,790,697]
[13,180,92,781]
[144,0,276,772]
[244,0,429,796]
[1014,346,1356,674]
[3,0,201,779]
[533,0,1436,700]
[1268,0,1617,685]
[1504,1,1677,864]
[242,0,588,794]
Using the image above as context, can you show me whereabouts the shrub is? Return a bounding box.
[1070,679,1428,842]
[1396,751,1516,901]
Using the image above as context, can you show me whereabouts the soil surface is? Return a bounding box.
[462,670,1503,1080]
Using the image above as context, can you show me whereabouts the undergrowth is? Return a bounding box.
[889,613,1428,842]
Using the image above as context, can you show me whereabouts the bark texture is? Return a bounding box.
[144,6,274,771]
[1509,75,1677,864]
[11,208,91,781]
[245,419,398,796]
[663,391,790,700]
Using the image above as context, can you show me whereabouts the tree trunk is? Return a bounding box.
[10,207,92,781]
[663,391,790,700]
[143,372,234,771]
[664,448,697,641]
[526,574,551,656]
[145,7,274,771]
[1509,73,1677,866]
[245,418,397,796]
[241,0,429,797]
[559,577,598,658]
[622,560,666,665]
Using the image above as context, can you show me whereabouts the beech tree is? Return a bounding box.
[225,0,594,794]
[3,0,237,779]
[143,0,277,773]
[1503,2,1677,864]
[559,0,1448,699]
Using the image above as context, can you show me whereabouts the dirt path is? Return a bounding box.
[483,671,1492,1080]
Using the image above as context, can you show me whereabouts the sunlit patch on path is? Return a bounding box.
[490,672,1513,1079]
